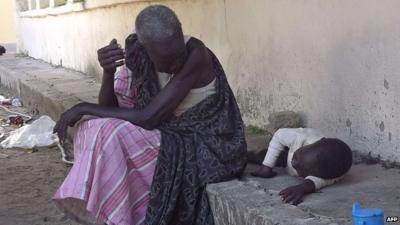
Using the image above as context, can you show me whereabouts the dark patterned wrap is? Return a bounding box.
[125,33,247,225]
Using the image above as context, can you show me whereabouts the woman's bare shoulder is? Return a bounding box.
[185,37,215,85]
[186,37,209,56]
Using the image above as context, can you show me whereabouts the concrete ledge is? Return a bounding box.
[0,54,99,120]
[207,164,400,225]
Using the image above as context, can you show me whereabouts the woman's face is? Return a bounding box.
[143,35,187,74]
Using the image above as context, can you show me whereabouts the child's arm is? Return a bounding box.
[279,180,315,205]
[305,175,343,190]
[262,128,300,168]
[279,176,343,205]
[252,128,300,178]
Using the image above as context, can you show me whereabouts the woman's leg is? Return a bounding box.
[53,118,161,225]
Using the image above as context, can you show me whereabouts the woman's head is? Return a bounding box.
[291,138,353,179]
[135,5,187,74]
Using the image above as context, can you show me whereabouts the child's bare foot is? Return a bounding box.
[251,165,277,178]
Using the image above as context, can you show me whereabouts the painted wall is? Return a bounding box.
[15,0,400,162]
[0,0,17,50]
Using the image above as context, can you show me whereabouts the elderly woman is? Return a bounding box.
[53,5,246,225]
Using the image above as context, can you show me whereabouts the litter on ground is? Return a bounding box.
[0,94,73,164]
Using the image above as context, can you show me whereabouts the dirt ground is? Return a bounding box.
[0,147,78,225]
[0,88,79,225]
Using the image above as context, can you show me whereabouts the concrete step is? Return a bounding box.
[207,163,400,225]
[0,54,99,120]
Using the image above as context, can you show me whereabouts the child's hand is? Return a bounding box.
[251,165,277,178]
[279,180,315,205]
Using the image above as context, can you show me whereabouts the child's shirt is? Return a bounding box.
[262,128,343,190]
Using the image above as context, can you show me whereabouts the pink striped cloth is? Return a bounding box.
[53,66,161,225]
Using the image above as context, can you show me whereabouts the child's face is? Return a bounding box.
[291,139,324,178]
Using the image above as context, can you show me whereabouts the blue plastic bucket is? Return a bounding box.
[352,202,384,225]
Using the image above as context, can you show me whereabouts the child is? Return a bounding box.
[251,128,352,205]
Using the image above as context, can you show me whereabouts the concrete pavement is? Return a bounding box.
[208,164,400,225]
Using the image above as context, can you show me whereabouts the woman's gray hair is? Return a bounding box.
[135,5,182,44]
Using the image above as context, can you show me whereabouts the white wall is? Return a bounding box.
[16,0,400,162]
[0,0,17,46]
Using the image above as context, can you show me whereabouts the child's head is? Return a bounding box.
[291,138,352,179]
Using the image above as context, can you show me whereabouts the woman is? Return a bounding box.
[53,5,246,225]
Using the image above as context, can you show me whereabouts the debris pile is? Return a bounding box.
[0,94,73,164]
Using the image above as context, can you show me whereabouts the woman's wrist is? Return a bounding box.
[75,102,91,115]
[103,69,116,79]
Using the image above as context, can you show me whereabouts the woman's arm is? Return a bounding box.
[98,70,118,106]
[97,39,124,107]
[54,39,212,141]
[84,39,211,129]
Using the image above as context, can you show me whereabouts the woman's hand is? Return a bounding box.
[53,103,87,143]
[97,39,125,75]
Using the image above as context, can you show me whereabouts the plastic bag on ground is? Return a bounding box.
[11,98,22,107]
[1,115,57,149]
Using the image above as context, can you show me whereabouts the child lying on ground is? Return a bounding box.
[251,128,352,205]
